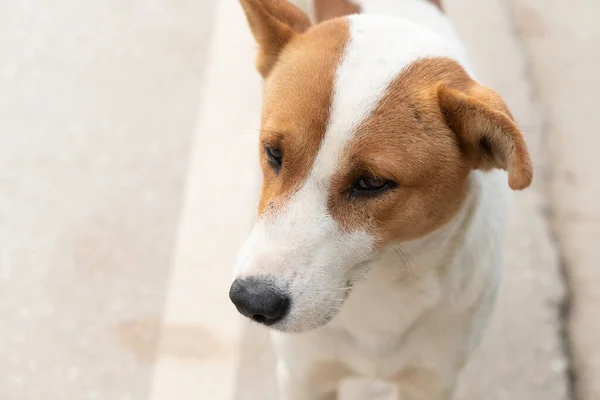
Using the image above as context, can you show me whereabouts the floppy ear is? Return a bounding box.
[438,83,533,190]
[239,0,311,77]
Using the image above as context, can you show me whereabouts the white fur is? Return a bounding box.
[271,170,508,398]
[234,1,510,398]
[235,180,375,332]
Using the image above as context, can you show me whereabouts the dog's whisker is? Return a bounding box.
[307,286,353,292]
[393,245,416,277]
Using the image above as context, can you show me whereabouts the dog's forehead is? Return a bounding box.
[313,16,457,178]
[260,15,460,207]
[262,19,348,135]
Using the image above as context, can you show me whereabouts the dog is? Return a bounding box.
[228,0,533,398]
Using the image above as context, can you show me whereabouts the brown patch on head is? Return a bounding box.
[240,0,312,76]
[327,58,532,246]
[438,82,533,190]
[240,0,351,216]
[313,0,361,22]
[256,20,350,215]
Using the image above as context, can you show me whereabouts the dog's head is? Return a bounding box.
[229,0,532,332]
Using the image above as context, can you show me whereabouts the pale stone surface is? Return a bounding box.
[448,0,569,398]
[148,0,262,399]
[505,1,600,399]
[0,0,216,399]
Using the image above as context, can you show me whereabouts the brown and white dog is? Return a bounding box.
[228,0,533,398]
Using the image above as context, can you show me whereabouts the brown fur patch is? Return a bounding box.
[313,0,361,22]
[327,58,531,245]
[240,0,312,76]
[257,19,350,215]
[438,86,533,190]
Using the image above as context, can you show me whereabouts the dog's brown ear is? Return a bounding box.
[438,83,533,190]
[240,0,311,77]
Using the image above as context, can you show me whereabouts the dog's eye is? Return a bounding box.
[351,176,396,197]
[266,146,283,170]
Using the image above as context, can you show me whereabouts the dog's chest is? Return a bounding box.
[328,263,444,376]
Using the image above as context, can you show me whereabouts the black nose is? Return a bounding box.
[229,277,290,325]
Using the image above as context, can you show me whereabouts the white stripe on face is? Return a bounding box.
[311,15,458,183]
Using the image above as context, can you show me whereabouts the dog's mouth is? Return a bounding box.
[265,282,354,333]
[229,270,360,332]
[266,261,379,333]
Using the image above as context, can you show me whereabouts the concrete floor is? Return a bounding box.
[0,0,598,399]
[0,1,216,399]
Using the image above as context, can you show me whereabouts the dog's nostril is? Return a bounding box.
[251,314,267,323]
[229,277,290,326]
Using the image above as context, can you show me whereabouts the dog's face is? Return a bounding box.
[229,0,532,332]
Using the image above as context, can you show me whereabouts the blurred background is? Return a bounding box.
[0,0,598,399]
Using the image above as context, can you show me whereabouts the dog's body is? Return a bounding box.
[229,0,532,398]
